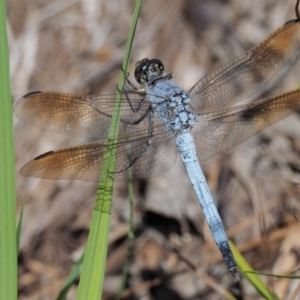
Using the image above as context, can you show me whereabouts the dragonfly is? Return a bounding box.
[15,1,300,281]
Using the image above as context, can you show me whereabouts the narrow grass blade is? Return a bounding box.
[17,202,24,253]
[56,253,84,300]
[0,0,18,299]
[243,270,300,279]
[229,241,280,300]
[76,1,143,299]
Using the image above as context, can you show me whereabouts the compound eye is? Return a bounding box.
[134,58,150,84]
[149,59,164,76]
[135,58,148,68]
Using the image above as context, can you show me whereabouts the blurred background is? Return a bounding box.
[9,0,300,299]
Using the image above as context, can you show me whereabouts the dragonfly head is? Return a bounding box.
[134,58,165,84]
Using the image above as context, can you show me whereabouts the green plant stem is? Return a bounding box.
[76,1,142,299]
[0,0,17,299]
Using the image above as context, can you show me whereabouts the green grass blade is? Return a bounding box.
[16,202,24,253]
[0,0,18,299]
[229,241,280,300]
[243,270,300,279]
[76,1,142,299]
[56,253,84,300]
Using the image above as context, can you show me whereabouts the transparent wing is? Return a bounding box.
[189,20,300,113]
[20,113,177,181]
[14,91,151,139]
[193,89,300,161]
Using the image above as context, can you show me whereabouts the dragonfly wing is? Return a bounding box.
[20,114,177,181]
[193,89,300,161]
[114,125,176,180]
[189,20,300,113]
[14,91,150,139]
[20,142,108,181]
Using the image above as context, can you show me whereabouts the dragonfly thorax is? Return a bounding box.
[148,79,196,135]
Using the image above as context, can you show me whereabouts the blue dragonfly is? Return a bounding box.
[14,1,300,280]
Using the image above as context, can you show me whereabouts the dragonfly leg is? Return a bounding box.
[118,85,148,113]
[116,75,147,113]
[92,103,150,126]
[128,93,149,113]
[124,77,138,91]
[120,67,138,90]
[115,108,154,174]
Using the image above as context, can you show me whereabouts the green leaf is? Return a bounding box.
[229,241,280,300]
[0,0,18,299]
[76,1,143,299]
